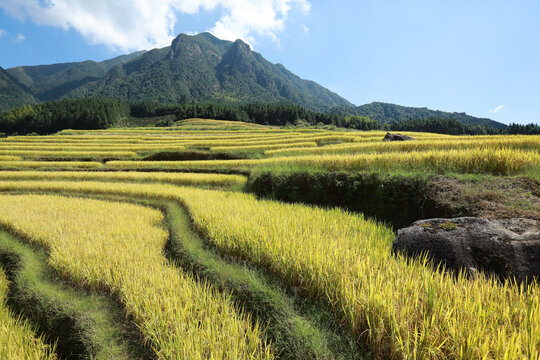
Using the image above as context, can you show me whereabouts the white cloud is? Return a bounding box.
[488,105,504,114]
[209,0,310,44]
[13,33,26,43]
[0,0,310,52]
[0,29,6,37]
[302,25,309,33]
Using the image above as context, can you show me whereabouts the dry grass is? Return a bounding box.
[0,194,272,360]
[0,180,536,359]
[0,270,57,360]
[107,147,540,175]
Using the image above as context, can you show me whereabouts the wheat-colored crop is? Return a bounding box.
[0,156,22,161]
[267,136,540,157]
[0,180,536,359]
[107,147,540,175]
[0,150,137,159]
[0,269,57,360]
[0,194,272,360]
[0,171,246,189]
[0,161,104,170]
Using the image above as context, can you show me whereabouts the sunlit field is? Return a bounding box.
[0,119,538,359]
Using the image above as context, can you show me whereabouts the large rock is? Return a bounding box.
[392,217,540,283]
[383,132,415,141]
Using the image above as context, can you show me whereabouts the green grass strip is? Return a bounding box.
[85,193,368,360]
[0,230,153,360]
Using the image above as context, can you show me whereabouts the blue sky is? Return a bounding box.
[0,0,538,125]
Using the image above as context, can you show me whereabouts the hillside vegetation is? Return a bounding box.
[3,98,528,136]
[0,67,37,114]
[5,33,351,112]
[0,32,510,131]
[333,101,506,129]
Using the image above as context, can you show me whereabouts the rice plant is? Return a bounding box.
[107,147,540,175]
[0,161,104,170]
[0,270,57,360]
[0,180,536,359]
[0,194,273,360]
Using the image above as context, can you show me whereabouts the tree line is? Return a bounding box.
[1,98,538,135]
[0,98,130,135]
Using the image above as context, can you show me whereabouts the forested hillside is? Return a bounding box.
[5,99,534,136]
[64,33,351,111]
[0,33,508,130]
[333,102,507,129]
[0,66,37,114]
[7,51,145,101]
[3,33,351,112]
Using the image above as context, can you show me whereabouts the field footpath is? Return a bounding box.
[0,188,369,360]
[0,230,152,360]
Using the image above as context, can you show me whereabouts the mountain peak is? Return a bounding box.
[2,32,353,112]
[232,39,251,50]
[170,34,202,59]
[219,39,254,73]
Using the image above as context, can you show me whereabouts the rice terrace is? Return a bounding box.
[1,2,540,359]
[0,116,536,360]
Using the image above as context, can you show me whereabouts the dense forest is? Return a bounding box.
[0,98,129,135]
[0,66,38,114]
[333,102,507,130]
[5,33,351,113]
[1,98,538,136]
[389,118,502,135]
[174,103,382,130]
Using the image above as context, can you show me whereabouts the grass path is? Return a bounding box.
[0,180,537,359]
[0,230,152,359]
[0,268,57,360]
[0,194,272,360]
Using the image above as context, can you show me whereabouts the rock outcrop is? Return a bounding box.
[382,132,415,141]
[392,217,540,283]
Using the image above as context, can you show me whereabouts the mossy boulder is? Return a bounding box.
[392,217,540,283]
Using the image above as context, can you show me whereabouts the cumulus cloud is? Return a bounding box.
[0,28,6,37]
[209,0,310,44]
[488,105,504,114]
[0,0,310,51]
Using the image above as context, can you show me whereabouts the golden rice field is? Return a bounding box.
[0,270,57,360]
[106,147,540,175]
[0,120,538,359]
[0,124,537,175]
[0,180,537,359]
[0,194,270,360]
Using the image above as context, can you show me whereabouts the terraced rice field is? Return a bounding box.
[0,270,57,360]
[0,119,538,359]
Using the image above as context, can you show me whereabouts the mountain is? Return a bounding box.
[333,102,507,129]
[0,66,37,113]
[4,33,351,112]
[1,33,505,129]
[61,33,352,111]
[7,51,146,101]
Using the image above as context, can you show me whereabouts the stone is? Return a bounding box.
[382,132,415,142]
[392,217,540,283]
